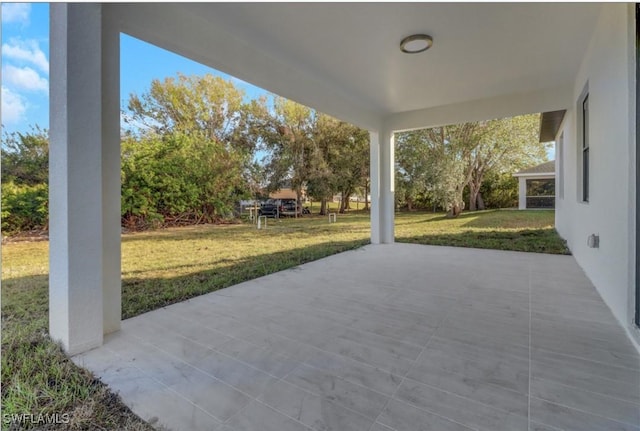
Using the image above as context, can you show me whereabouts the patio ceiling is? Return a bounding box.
[111,3,602,129]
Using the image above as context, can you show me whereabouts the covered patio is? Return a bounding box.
[52,3,640,430]
[74,243,640,431]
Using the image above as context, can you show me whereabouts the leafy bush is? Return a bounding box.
[1,182,49,233]
[480,171,519,209]
[121,133,249,229]
[2,127,49,186]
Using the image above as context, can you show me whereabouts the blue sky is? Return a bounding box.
[1,3,269,136]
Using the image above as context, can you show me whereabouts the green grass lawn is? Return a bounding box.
[1,209,566,429]
[395,209,568,254]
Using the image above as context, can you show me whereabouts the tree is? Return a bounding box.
[1,126,49,186]
[396,114,548,217]
[466,114,545,211]
[121,74,262,228]
[258,97,315,209]
[400,123,485,217]
[125,72,260,183]
[317,114,368,214]
[395,131,432,211]
[126,74,249,146]
[305,114,336,215]
[257,98,369,215]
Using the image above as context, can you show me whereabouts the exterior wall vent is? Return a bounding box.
[587,234,599,248]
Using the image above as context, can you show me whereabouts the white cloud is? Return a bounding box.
[2,64,48,92]
[1,86,28,125]
[1,3,31,25]
[2,38,49,74]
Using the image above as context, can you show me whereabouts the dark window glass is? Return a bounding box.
[582,95,589,202]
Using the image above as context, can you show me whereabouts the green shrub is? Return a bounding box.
[1,182,48,233]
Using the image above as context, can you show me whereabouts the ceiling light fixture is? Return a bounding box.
[400,34,433,54]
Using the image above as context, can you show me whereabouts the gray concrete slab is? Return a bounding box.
[73,243,640,431]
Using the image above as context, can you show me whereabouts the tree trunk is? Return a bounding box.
[364,182,369,210]
[320,198,327,215]
[339,192,347,213]
[477,192,485,210]
[469,168,485,212]
[469,183,480,211]
[343,188,352,211]
[295,189,302,218]
[448,202,463,218]
[448,188,465,218]
[407,197,414,212]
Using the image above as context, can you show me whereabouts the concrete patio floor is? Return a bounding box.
[74,243,640,431]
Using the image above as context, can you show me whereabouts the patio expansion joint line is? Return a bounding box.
[295,337,530,426]
[100,344,225,426]
[122,327,278,402]
[202,287,432,350]
[528,395,640,429]
[189,295,429,360]
[366,287,473,431]
[533,349,640,381]
[120,328,355,431]
[149,304,322,367]
[216,274,450,316]
[164,301,335,363]
[159,275,535,422]
[219,394,316,431]
[263,364,383,428]
[197,287,434,429]
[217,361,321,430]
[298,360,397,400]
[530,307,620,327]
[271,281,459,322]
[397,372,529,419]
[127,319,291,381]
[530,374,640,405]
[372,421,397,431]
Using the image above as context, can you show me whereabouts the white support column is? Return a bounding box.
[370,128,395,244]
[50,3,121,354]
[369,131,381,244]
[518,177,527,210]
[102,8,122,335]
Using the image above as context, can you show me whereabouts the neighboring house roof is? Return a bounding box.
[269,189,299,200]
[513,160,555,177]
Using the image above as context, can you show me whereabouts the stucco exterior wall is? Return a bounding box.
[555,4,639,347]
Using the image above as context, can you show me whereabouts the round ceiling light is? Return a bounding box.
[400,34,433,54]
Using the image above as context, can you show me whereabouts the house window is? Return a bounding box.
[526,178,555,209]
[581,94,589,202]
[557,132,564,199]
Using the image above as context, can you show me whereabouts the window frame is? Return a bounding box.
[557,132,564,200]
[577,85,590,204]
[582,95,589,202]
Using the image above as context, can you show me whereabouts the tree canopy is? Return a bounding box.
[2,73,553,233]
[395,114,548,216]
